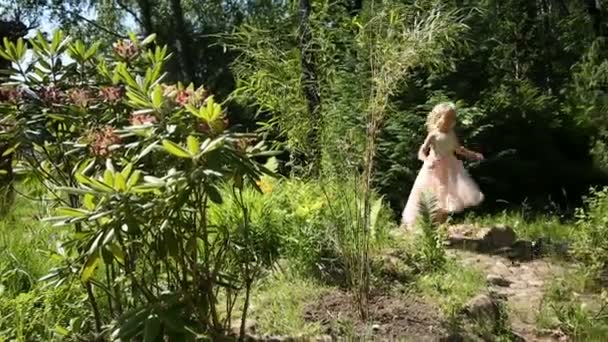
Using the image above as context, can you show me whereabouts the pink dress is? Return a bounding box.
[401,131,484,228]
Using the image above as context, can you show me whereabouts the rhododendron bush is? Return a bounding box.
[0,30,279,340]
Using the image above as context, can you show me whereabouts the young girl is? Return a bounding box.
[401,102,484,229]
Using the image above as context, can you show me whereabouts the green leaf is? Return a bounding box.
[200,137,225,155]
[132,184,164,193]
[116,63,138,89]
[200,96,222,122]
[56,207,90,218]
[54,325,70,336]
[14,38,27,61]
[121,163,134,179]
[143,314,161,342]
[83,194,96,210]
[89,178,115,193]
[114,172,127,192]
[160,311,187,334]
[55,186,92,196]
[151,84,163,109]
[81,253,100,282]
[264,157,279,173]
[110,244,125,265]
[205,184,223,204]
[103,169,115,188]
[115,307,149,340]
[75,173,92,186]
[187,135,200,155]
[127,170,142,188]
[141,34,157,46]
[162,140,191,158]
[2,143,20,157]
[0,46,11,62]
[136,141,159,161]
[85,42,100,60]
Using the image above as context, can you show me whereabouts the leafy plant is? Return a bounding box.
[0,29,279,340]
[414,192,446,272]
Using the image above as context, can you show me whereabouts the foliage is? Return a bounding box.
[538,276,608,341]
[416,259,485,332]
[246,273,327,336]
[0,284,90,341]
[239,175,395,285]
[414,192,446,272]
[571,187,608,287]
[0,29,278,340]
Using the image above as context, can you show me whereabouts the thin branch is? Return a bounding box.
[68,11,128,39]
[48,5,128,39]
[115,0,145,27]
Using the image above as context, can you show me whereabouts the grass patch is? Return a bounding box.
[247,272,329,336]
[416,259,485,319]
[0,189,60,297]
[464,211,573,242]
[537,270,608,341]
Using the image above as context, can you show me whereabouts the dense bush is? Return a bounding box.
[571,187,608,287]
[211,171,396,285]
[0,30,279,339]
[0,285,90,340]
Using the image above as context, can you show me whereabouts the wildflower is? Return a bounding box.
[39,86,63,105]
[187,86,209,107]
[85,126,122,157]
[99,86,124,104]
[164,83,209,108]
[235,137,255,154]
[161,84,178,97]
[0,86,22,104]
[129,111,158,126]
[174,89,190,106]
[113,39,139,60]
[68,88,92,107]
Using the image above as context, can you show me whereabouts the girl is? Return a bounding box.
[401,102,484,229]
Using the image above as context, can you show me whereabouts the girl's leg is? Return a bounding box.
[434,209,448,225]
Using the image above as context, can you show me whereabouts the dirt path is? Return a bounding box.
[450,244,569,341]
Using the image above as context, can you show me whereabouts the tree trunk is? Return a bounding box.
[349,0,363,16]
[136,0,155,36]
[169,0,196,84]
[586,0,605,37]
[298,0,322,177]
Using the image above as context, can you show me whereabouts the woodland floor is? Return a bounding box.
[243,224,592,341]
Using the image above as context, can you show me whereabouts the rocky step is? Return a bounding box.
[444,225,569,261]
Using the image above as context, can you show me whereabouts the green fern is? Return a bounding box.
[416,191,446,271]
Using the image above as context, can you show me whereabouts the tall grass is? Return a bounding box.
[0,186,59,297]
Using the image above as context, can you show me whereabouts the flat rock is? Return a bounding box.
[446,225,517,252]
[509,240,533,261]
[462,294,500,321]
[486,274,512,287]
[479,225,517,251]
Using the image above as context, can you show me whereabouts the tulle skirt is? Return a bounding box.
[401,154,484,229]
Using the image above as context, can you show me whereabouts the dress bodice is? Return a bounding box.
[430,131,458,157]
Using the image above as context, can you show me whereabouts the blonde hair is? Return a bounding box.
[426,101,456,132]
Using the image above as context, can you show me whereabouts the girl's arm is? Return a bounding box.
[418,133,435,161]
[455,145,484,161]
[454,133,483,161]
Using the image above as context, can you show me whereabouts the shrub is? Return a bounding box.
[0,30,279,339]
[0,285,90,341]
[234,175,395,285]
[571,187,608,287]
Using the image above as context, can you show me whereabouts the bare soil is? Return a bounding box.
[304,289,445,340]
